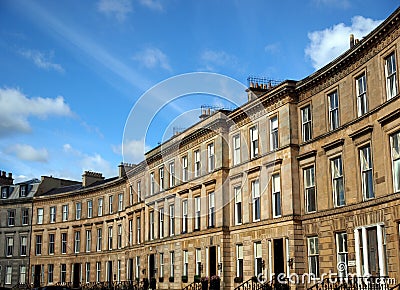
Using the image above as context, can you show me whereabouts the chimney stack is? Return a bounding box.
[82,171,104,187]
[0,170,14,185]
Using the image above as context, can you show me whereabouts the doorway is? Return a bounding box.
[367,228,379,275]
[33,265,41,288]
[209,246,217,277]
[72,263,81,288]
[273,239,285,278]
[149,254,155,278]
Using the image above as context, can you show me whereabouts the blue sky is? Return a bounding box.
[0,0,398,182]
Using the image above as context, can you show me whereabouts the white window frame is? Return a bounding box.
[169,162,175,187]
[75,202,82,220]
[118,194,123,212]
[160,253,164,278]
[208,143,215,172]
[328,90,340,130]
[194,150,201,177]
[251,179,260,222]
[48,264,54,284]
[308,236,319,278]
[195,249,201,276]
[20,236,27,256]
[61,233,67,254]
[5,265,12,285]
[301,105,312,142]
[96,228,102,252]
[108,226,113,250]
[304,166,316,213]
[150,172,155,195]
[360,145,374,200]
[356,73,368,117]
[86,230,91,252]
[270,116,278,150]
[250,126,259,158]
[48,233,55,255]
[85,262,90,284]
[96,262,101,282]
[336,232,348,278]
[272,173,281,218]
[87,200,93,218]
[331,156,345,207]
[117,224,122,249]
[182,200,188,233]
[128,219,133,245]
[136,217,141,244]
[169,204,175,236]
[233,134,241,165]
[137,181,141,202]
[37,208,43,224]
[98,198,103,217]
[183,250,188,276]
[149,211,155,240]
[108,195,113,214]
[129,185,133,205]
[236,244,243,278]
[159,208,164,238]
[391,132,400,193]
[195,196,201,230]
[234,186,242,225]
[159,167,164,191]
[74,231,80,253]
[385,52,398,99]
[22,208,29,225]
[170,251,175,278]
[6,236,13,257]
[208,191,215,227]
[182,156,188,182]
[254,242,262,276]
[50,206,56,223]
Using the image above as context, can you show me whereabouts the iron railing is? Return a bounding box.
[307,276,393,290]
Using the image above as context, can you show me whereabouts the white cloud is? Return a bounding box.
[0,88,73,137]
[305,16,382,70]
[97,0,133,22]
[132,47,171,71]
[200,49,240,72]
[138,0,163,11]
[6,144,49,163]
[113,138,149,164]
[63,143,115,177]
[19,49,64,73]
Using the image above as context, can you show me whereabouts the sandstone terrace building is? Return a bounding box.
[26,6,400,290]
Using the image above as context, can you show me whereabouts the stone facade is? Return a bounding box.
[26,6,400,290]
[0,173,39,287]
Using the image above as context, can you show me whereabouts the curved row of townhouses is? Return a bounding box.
[3,6,400,290]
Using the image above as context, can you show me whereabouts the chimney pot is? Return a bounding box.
[350,34,355,48]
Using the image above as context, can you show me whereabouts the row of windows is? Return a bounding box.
[1,184,29,199]
[299,52,398,143]
[3,235,28,257]
[36,194,124,224]
[145,143,216,198]
[0,265,27,285]
[34,225,125,256]
[303,131,400,213]
[3,208,29,227]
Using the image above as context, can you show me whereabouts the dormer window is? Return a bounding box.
[20,185,27,197]
[1,187,9,199]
